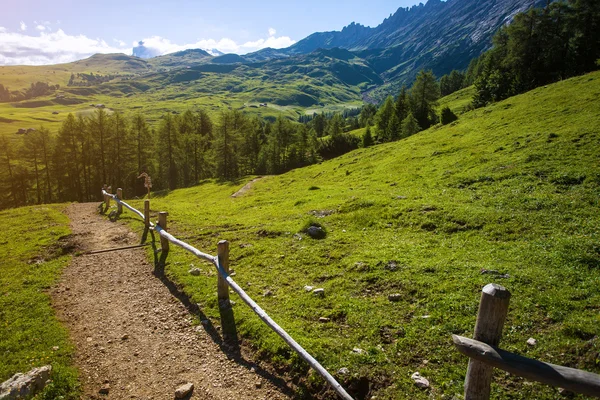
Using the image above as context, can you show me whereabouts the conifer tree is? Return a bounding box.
[375,95,395,142]
[362,126,374,147]
[157,113,180,190]
[409,70,440,129]
[401,112,421,137]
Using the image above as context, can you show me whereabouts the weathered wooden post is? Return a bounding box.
[105,187,111,211]
[217,240,230,306]
[464,283,511,400]
[116,188,123,214]
[157,212,169,267]
[141,199,150,244]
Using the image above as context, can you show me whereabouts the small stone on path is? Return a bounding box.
[174,382,194,398]
[99,383,110,394]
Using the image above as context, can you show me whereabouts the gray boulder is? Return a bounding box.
[0,365,51,400]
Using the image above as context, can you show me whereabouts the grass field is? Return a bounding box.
[117,71,600,399]
[0,205,79,398]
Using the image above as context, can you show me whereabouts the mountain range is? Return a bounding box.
[243,0,547,96]
[117,0,547,102]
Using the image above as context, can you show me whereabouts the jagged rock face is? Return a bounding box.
[252,0,547,91]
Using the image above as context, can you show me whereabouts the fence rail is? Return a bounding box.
[100,187,600,400]
[456,283,600,399]
[101,188,354,400]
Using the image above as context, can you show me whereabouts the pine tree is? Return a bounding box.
[157,113,180,190]
[213,110,240,180]
[401,112,421,137]
[375,96,394,142]
[409,70,440,129]
[362,126,374,147]
[194,109,213,181]
[0,136,18,208]
[327,114,344,139]
[388,112,401,141]
[89,108,111,185]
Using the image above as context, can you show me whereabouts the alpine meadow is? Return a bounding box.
[0,0,599,399]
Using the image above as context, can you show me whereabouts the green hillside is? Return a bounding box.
[0,205,78,398]
[120,71,600,399]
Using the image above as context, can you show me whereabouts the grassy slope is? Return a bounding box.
[0,205,78,398]
[437,85,476,114]
[124,71,600,399]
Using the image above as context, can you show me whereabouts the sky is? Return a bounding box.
[0,0,423,65]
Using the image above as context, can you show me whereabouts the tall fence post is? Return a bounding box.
[116,188,123,214]
[157,211,169,268]
[141,199,150,244]
[464,283,511,400]
[105,188,111,212]
[217,240,230,306]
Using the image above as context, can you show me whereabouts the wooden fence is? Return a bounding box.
[455,283,600,399]
[100,188,600,399]
[100,188,354,400]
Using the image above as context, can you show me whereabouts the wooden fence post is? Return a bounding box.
[158,212,169,266]
[141,199,150,244]
[116,188,123,214]
[464,283,511,399]
[217,240,230,306]
[105,189,111,210]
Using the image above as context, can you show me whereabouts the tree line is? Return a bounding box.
[359,69,459,148]
[0,82,60,103]
[471,0,599,106]
[0,109,327,209]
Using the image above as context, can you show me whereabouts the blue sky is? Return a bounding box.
[0,0,422,65]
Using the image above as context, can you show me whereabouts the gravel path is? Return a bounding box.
[52,202,294,400]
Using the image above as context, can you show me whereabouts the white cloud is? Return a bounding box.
[19,21,27,31]
[133,32,295,58]
[0,28,296,65]
[0,29,130,65]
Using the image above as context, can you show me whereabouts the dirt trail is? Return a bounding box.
[230,177,268,198]
[53,203,293,400]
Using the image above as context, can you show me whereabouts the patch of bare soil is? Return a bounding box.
[52,203,293,399]
[231,177,268,198]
